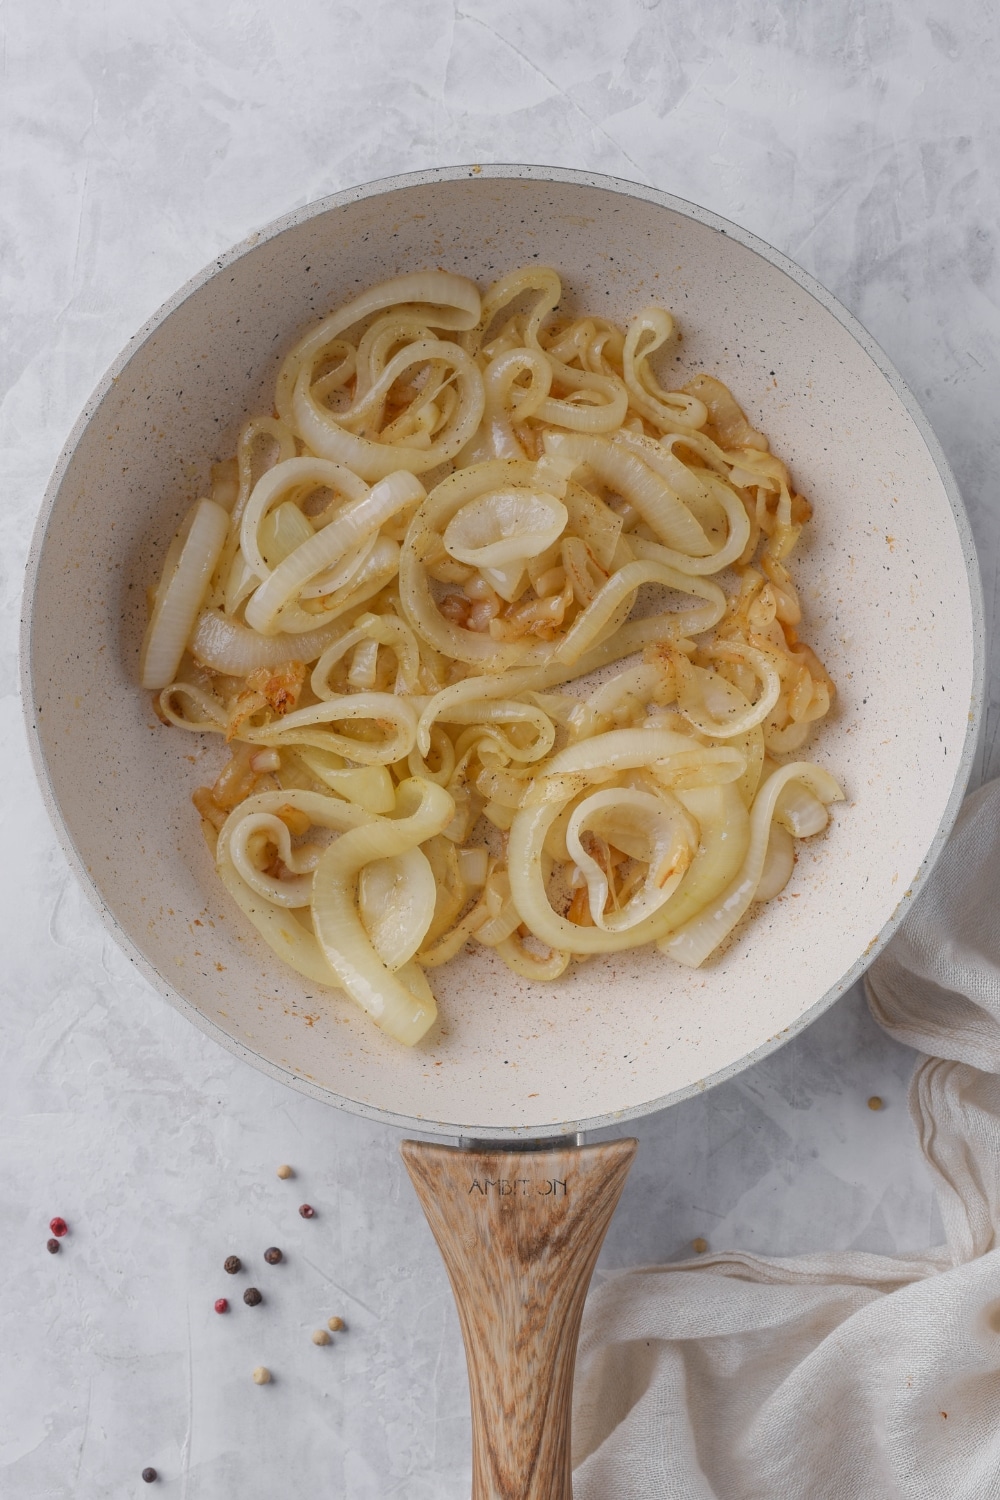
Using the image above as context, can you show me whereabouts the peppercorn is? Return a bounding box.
[243,1287,263,1307]
[312,1329,330,1346]
[46,1238,60,1255]
[49,1217,68,1237]
[276,1164,294,1179]
[141,1468,158,1483]
[214,1298,229,1314]
[868,1096,884,1111]
[263,1247,283,1265]
[692,1237,708,1254]
[224,1255,242,1275]
[327,1316,345,1332]
[298,1204,315,1219]
[252,1366,271,1385]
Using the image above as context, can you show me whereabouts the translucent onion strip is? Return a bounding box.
[292,338,485,481]
[298,532,377,601]
[508,788,691,955]
[359,847,437,971]
[753,823,796,902]
[158,681,228,733]
[469,264,628,435]
[494,933,571,981]
[216,861,336,988]
[215,789,375,986]
[190,609,347,674]
[479,347,552,458]
[554,558,726,665]
[627,485,750,575]
[399,458,567,669]
[443,488,568,601]
[653,783,751,938]
[275,270,482,425]
[566,787,699,931]
[284,535,400,632]
[418,893,492,967]
[239,457,369,581]
[239,692,418,764]
[227,812,322,907]
[648,746,748,790]
[214,417,298,596]
[311,613,423,700]
[311,778,455,1044]
[245,471,425,634]
[663,763,844,968]
[613,429,725,511]
[622,308,708,431]
[677,643,782,738]
[524,727,722,803]
[564,664,656,739]
[295,750,396,814]
[430,698,556,763]
[416,671,546,757]
[774,778,831,837]
[140,500,229,689]
[472,869,522,947]
[543,432,713,556]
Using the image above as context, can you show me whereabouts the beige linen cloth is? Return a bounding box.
[572,778,1000,1499]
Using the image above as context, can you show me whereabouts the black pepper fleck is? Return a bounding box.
[224,1255,242,1275]
[244,1287,263,1307]
[264,1247,283,1265]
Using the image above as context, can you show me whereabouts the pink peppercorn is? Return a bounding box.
[49,1217,68,1237]
[298,1204,315,1219]
[214,1298,229,1314]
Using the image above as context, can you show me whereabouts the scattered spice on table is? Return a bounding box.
[692,1238,709,1254]
[276,1164,294,1179]
[243,1287,263,1307]
[298,1204,315,1219]
[224,1255,242,1275]
[252,1366,271,1385]
[312,1329,330,1345]
[49,1217,68,1237]
[263,1246,283,1265]
[327,1316,345,1332]
[214,1298,229,1314]
[868,1096,884,1111]
[141,1467,158,1483]
[46,1238,60,1255]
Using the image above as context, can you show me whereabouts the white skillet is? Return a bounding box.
[21,167,983,1497]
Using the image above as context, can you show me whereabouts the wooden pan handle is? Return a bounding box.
[402,1137,636,1500]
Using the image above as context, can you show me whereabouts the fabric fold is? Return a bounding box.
[573,777,1000,1497]
[574,1254,1000,1499]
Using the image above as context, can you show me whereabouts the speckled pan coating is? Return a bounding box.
[21,166,983,1139]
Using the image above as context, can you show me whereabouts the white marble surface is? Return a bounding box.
[2,2,998,1494]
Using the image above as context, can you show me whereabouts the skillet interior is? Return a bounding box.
[23,167,981,1137]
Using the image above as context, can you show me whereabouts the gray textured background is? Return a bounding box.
[2,2,996,1494]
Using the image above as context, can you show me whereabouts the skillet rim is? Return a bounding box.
[20,162,985,1140]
